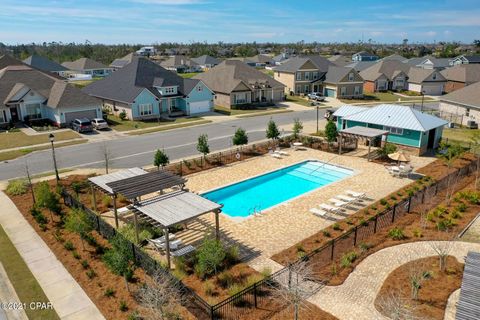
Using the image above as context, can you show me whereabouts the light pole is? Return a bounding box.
[49,133,60,182]
[316,105,319,133]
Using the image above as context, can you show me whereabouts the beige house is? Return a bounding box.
[359,60,410,93]
[439,81,480,126]
[323,66,364,98]
[193,60,285,109]
[273,56,334,95]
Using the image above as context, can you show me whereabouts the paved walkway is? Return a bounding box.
[0,192,105,320]
[308,241,480,320]
[0,262,28,320]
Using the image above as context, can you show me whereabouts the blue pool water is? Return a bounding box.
[202,161,353,218]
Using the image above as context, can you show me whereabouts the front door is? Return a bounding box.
[9,107,19,122]
[427,129,436,149]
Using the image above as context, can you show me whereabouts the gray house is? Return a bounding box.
[323,66,364,98]
[62,58,113,77]
[23,55,69,77]
[191,55,220,70]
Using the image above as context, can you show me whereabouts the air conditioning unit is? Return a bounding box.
[466,120,478,129]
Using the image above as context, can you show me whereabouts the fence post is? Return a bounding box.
[374,215,378,233]
[330,240,335,260]
[407,196,412,213]
[434,183,438,196]
[253,282,258,308]
[210,305,214,320]
[353,226,358,246]
[391,204,396,223]
[96,215,100,232]
[131,243,136,264]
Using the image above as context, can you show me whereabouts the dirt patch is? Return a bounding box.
[375,256,463,320]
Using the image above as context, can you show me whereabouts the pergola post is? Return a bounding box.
[91,185,97,213]
[113,193,119,228]
[215,210,220,241]
[368,138,372,161]
[338,134,342,155]
[133,210,139,244]
[165,227,171,269]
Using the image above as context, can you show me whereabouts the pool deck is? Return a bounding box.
[183,147,435,260]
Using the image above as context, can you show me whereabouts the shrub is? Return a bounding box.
[456,202,467,213]
[426,212,435,221]
[359,242,372,252]
[81,260,89,269]
[390,195,397,201]
[340,251,358,268]
[6,179,29,195]
[204,282,215,296]
[346,219,354,225]
[412,229,423,238]
[331,263,337,275]
[388,227,406,240]
[35,181,61,215]
[225,245,240,266]
[195,237,226,278]
[260,267,272,278]
[437,219,454,231]
[450,209,462,219]
[380,199,387,206]
[84,233,98,247]
[407,189,415,197]
[86,269,96,279]
[53,229,64,242]
[227,283,244,297]
[39,224,47,231]
[359,219,368,226]
[119,301,128,312]
[102,195,112,207]
[332,223,341,231]
[296,244,305,253]
[30,207,48,225]
[370,205,377,211]
[65,208,94,251]
[322,230,331,237]
[64,241,75,251]
[72,250,81,259]
[217,271,235,288]
[103,234,135,285]
[104,288,115,297]
[118,223,153,244]
[119,110,127,121]
[71,181,86,197]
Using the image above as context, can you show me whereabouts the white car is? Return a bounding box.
[307,92,326,102]
[91,118,109,130]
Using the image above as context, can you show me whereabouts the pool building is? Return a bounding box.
[333,104,448,155]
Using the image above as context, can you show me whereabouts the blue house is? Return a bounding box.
[83,57,214,119]
[333,104,448,155]
[352,51,379,62]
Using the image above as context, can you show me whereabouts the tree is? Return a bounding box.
[292,118,303,139]
[196,236,225,278]
[137,269,185,320]
[429,239,455,272]
[153,149,169,170]
[437,142,465,203]
[325,120,338,144]
[34,181,61,221]
[470,131,480,190]
[266,119,280,142]
[232,127,248,146]
[196,134,210,157]
[103,234,135,291]
[101,142,112,174]
[474,40,480,48]
[407,259,427,300]
[65,208,94,251]
[376,291,418,320]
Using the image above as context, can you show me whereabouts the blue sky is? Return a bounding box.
[1,0,479,44]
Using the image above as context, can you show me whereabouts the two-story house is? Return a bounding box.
[273,56,334,95]
[83,57,214,118]
[323,66,364,98]
[360,60,411,92]
[352,51,379,62]
[449,55,480,66]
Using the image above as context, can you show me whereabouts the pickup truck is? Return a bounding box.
[307,92,326,102]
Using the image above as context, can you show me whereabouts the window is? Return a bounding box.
[0,110,5,123]
[164,87,176,95]
[25,103,41,119]
[313,72,318,80]
[296,72,302,81]
[466,108,470,117]
[354,86,360,95]
[384,126,404,135]
[170,99,177,109]
[348,73,354,81]
[304,84,310,93]
[139,103,153,116]
[197,85,203,92]
[340,87,347,96]
[432,73,437,80]
[234,92,248,104]
[296,85,301,94]
[305,72,310,80]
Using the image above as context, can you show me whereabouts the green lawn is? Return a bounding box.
[127,120,211,135]
[69,77,102,89]
[214,105,289,116]
[340,92,434,103]
[0,130,81,150]
[286,95,316,107]
[0,140,87,161]
[0,225,60,320]
[106,115,207,132]
[260,69,274,77]
[179,72,202,79]
[442,128,477,146]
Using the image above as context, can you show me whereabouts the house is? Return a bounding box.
[381,54,408,62]
[439,81,480,126]
[360,60,411,92]
[328,55,352,67]
[193,60,285,109]
[415,57,450,70]
[23,55,69,77]
[440,64,480,93]
[345,61,377,72]
[62,58,113,77]
[136,46,156,57]
[110,53,136,70]
[323,66,364,98]
[333,104,447,155]
[449,55,480,66]
[273,55,334,95]
[160,56,202,73]
[241,55,275,68]
[272,53,293,65]
[190,55,220,70]
[407,67,446,95]
[352,51,379,62]
[0,63,101,127]
[83,57,214,118]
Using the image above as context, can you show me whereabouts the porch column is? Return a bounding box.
[165,228,171,269]
[113,193,119,228]
[214,210,220,241]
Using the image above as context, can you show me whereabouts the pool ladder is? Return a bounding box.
[250,204,262,216]
[308,155,340,175]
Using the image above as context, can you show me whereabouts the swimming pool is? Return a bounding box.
[202,160,353,218]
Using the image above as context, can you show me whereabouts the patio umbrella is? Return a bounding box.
[388,151,410,162]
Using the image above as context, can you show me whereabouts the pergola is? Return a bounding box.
[129,190,223,268]
[338,126,389,161]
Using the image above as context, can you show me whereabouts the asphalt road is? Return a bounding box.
[0,101,439,181]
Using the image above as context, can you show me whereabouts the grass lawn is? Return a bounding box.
[260,69,274,77]
[126,119,211,135]
[285,95,316,107]
[214,105,290,116]
[0,130,81,150]
[0,140,87,162]
[69,77,102,89]
[340,92,434,103]
[442,128,477,146]
[179,72,202,78]
[107,115,206,132]
[0,225,60,320]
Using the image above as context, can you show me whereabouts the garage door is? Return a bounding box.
[325,88,336,97]
[64,109,97,125]
[189,101,211,114]
[422,84,443,96]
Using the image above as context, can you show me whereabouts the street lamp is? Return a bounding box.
[316,105,319,134]
[49,133,60,182]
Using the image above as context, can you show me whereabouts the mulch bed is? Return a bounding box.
[375,256,464,320]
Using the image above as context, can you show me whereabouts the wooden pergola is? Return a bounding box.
[338,126,389,161]
[129,190,223,269]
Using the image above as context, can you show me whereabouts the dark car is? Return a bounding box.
[71,118,93,133]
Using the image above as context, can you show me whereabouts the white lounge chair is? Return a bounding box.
[328,199,350,208]
[346,190,366,199]
[319,203,342,213]
[149,238,182,251]
[275,147,289,156]
[336,195,357,203]
[271,153,282,159]
[310,208,328,218]
[150,234,176,245]
[117,206,130,216]
[171,245,196,257]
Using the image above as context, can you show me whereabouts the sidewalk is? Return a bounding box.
[0,262,28,320]
[0,192,105,320]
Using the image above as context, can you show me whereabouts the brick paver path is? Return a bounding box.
[308,241,480,320]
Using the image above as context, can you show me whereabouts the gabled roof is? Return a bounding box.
[23,55,68,72]
[353,51,378,57]
[461,55,480,63]
[193,60,285,94]
[83,57,198,103]
[441,64,480,84]
[0,65,99,108]
[345,61,377,72]
[381,54,407,62]
[360,60,410,81]
[324,66,361,84]
[440,81,480,108]
[340,104,447,132]
[333,105,368,117]
[110,53,136,69]
[244,54,274,64]
[274,55,334,73]
[0,55,64,79]
[160,55,199,68]
[328,55,352,67]
[407,67,446,84]
[62,58,109,71]
[191,55,220,66]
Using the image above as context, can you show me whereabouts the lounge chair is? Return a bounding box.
[117,206,130,216]
[328,198,350,208]
[319,203,342,213]
[275,147,289,156]
[171,245,196,257]
[271,153,282,159]
[150,234,176,245]
[346,190,366,199]
[336,195,357,203]
[149,238,182,251]
[310,208,328,218]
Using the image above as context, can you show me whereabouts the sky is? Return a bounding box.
[1,0,479,45]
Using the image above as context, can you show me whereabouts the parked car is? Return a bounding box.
[307,92,326,102]
[71,118,93,133]
[91,118,109,130]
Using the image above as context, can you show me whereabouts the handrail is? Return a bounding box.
[307,154,340,175]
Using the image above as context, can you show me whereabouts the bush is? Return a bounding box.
[72,250,81,259]
[450,209,462,219]
[296,244,305,253]
[64,241,75,251]
[260,267,272,278]
[31,207,48,225]
[204,282,215,296]
[217,271,235,288]
[412,229,423,238]
[35,181,61,215]
[195,237,226,278]
[102,195,112,207]
[119,301,128,312]
[359,219,368,226]
[225,245,240,266]
[322,230,331,237]
[359,242,372,252]
[118,223,153,244]
[81,260,89,269]
[456,202,467,213]
[84,233,98,247]
[380,199,387,206]
[6,179,29,195]
[437,219,454,231]
[388,227,406,240]
[332,223,341,231]
[227,283,244,297]
[104,288,115,297]
[340,251,358,268]
[119,110,127,121]
[377,143,397,158]
[86,269,96,279]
